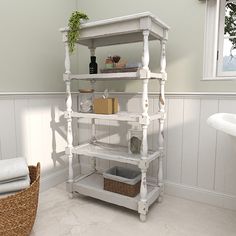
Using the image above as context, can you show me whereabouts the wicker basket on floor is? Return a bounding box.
[103,166,141,197]
[104,178,141,197]
[0,163,40,236]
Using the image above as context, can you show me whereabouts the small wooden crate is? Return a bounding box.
[93,97,118,114]
[103,166,141,197]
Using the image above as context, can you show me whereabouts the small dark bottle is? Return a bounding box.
[89,56,98,74]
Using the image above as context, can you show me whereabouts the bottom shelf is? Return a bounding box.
[72,173,160,211]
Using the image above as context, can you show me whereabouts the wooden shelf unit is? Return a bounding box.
[60,12,169,222]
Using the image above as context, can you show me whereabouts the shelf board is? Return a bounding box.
[71,111,164,122]
[72,142,160,165]
[65,71,163,81]
[73,173,160,211]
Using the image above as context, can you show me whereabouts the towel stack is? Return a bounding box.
[0,157,30,195]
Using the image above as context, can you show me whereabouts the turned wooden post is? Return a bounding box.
[90,47,96,172]
[139,30,150,222]
[158,38,167,202]
[66,80,73,198]
[63,32,74,198]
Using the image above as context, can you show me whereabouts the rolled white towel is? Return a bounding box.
[0,175,30,194]
[0,157,29,182]
[0,176,29,184]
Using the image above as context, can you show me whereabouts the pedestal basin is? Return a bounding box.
[207,113,236,137]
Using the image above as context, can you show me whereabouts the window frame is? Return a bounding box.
[203,0,236,80]
[217,0,236,77]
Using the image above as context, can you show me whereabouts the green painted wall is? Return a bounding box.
[0,0,77,92]
[77,0,236,92]
[2,1,236,92]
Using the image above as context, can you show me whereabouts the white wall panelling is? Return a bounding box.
[216,100,236,196]
[166,98,184,183]
[0,98,17,160]
[181,99,200,186]
[1,92,236,210]
[198,99,218,190]
[0,93,78,191]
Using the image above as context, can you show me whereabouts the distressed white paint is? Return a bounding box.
[65,80,73,196]
[158,39,167,199]
[60,12,170,48]
[61,13,170,221]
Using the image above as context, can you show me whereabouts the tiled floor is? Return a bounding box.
[31,184,236,236]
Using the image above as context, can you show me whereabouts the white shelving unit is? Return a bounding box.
[60,12,169,222]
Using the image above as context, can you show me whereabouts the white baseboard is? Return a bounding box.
[40,163,80,192]
[164,181,236,211]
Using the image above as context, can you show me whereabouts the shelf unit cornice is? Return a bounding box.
[60,12,169,47]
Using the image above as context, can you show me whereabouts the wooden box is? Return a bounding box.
[93,98,118,114]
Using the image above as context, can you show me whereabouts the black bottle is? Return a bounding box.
[89,56,98,74]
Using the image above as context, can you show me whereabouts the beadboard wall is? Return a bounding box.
[0,93,79,191]
[1,92,236,210]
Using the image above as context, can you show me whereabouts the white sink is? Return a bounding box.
[207,113,236,137]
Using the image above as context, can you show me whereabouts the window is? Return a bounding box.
[218,0,236,76]
[203,0,236,80]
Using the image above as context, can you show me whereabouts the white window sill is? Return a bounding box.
[202,76,236,81]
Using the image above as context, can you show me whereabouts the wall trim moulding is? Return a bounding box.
[0,91,236,97]
[1,91,236,97]
[165,181,236,211]
[40,163,80,192]
[0,92,67,96]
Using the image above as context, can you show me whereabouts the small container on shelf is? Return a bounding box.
[93,97,118,114]
[79,89,94,113]
[128,128,143,154]
[105,56,114,69]
[89,56,98,74]
[103,166,141,197]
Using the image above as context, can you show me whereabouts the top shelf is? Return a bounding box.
[60,12,170,48]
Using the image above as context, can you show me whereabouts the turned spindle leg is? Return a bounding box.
[89,47,97,172]
[63,32,74,198]
[158,38,167,202]
[66,80,74,198]
[138,30,150,222]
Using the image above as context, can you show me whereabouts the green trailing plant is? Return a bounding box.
[68,11,89,54]
[225,2,236,52]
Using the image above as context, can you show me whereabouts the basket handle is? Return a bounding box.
[36,162,41,178]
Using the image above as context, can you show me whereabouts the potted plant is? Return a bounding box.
[68,11,89,54]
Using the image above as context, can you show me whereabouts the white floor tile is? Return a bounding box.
[31,183,236,236]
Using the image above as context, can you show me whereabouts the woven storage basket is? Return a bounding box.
[0,163,40,236]
[103,166,141,197]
